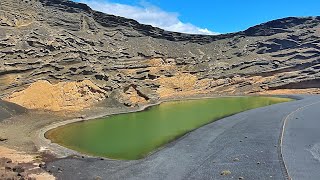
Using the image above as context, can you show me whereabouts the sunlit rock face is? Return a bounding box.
[5,80,106,111]
[0,0,319,110]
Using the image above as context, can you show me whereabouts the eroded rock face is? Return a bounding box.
[0,0,319,110]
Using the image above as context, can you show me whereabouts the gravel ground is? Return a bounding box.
[44,95,319,180]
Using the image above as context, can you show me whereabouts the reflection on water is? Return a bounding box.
[46,96,292,160]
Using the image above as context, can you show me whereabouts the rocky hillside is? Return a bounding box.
[0,0,319,110]
[0,100,26,121]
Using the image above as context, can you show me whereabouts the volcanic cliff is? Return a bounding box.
[0,0,320,111]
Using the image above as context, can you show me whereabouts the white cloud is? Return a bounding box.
[78,0,219,35]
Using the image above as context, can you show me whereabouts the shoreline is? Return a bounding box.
[45,94,315,180]
[36,94,298,159]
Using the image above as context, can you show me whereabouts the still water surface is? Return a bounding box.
[46,96,292,160]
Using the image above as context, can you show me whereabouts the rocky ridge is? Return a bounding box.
[0,0,320,110]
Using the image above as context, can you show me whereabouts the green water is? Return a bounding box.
[46,96,292,160]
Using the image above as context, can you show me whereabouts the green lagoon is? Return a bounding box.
[46,96,292,160]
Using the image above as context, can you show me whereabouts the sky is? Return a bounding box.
[74,0,320,35]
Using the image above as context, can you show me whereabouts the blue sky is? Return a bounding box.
[75,0,320,34]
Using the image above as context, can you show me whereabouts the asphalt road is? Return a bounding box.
[42,95,320,180]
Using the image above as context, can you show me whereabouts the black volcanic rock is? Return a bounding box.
[243,17,320,36]
[0,100,27,121]
[39,0,92,13]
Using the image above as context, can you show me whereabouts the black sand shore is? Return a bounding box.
[42,95,320,180]
[282,97,320,179]
[0,100,27,121]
